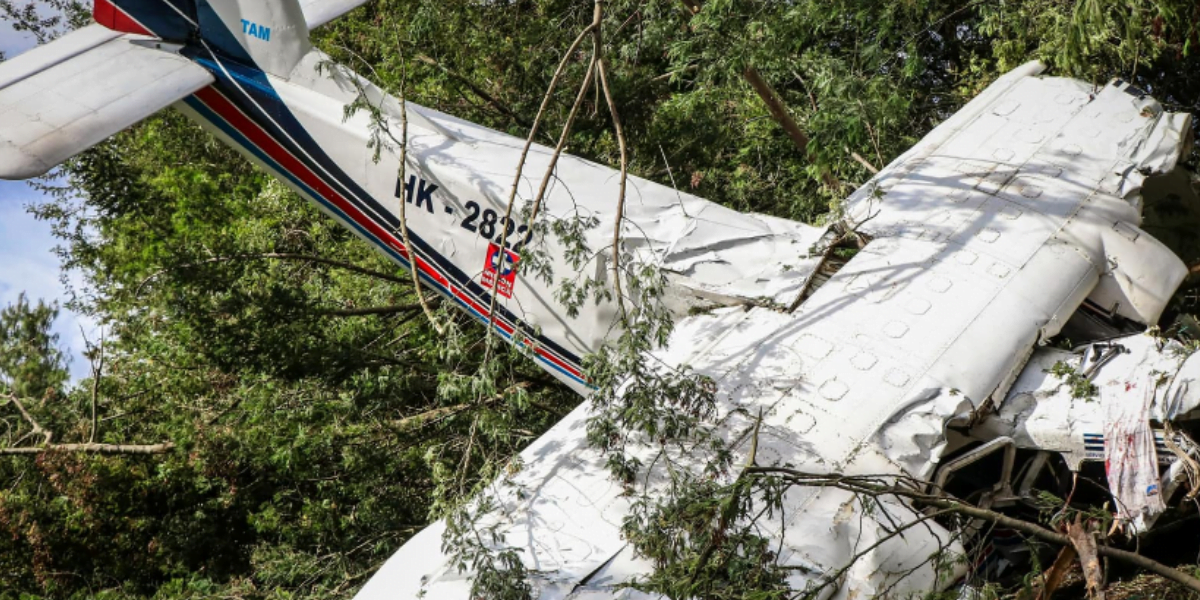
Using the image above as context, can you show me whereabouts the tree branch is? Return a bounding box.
[0,442,175,456]
[137,253,412,294]
[388,382,536,432]
[594,0,631,320]
[487,19,598,334]
[392,43,446,335]
[677,0,838,189]
[316,302,437,317]
[746,468,1200,594]
[414,53,531,129]
[1,393,173,458]
[85,328,104,444]
[1,393,51,446]
[849,151,880,174]
[523,57,596,232]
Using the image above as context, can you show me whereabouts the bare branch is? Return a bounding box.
[677,0,838,188]
[523,58,596,231]
[2,392,173,458]
[0,442,175,456]
[746,467,1200,594]
[593,0,630,320]
[487,19,599,332]
[414,53,531,129]
[1,393,51,446]
[742,67,839,188]
[849,151,880,174]
[791,69,818,112]
[86,327,104,444]
[393,44,446,336]
[388,382,535,433]
[650,63,697,83]
[316,302,436,318]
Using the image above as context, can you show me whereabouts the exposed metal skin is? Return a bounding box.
[0,2,1196,598]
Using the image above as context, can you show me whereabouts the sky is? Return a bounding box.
[1,18,95,380]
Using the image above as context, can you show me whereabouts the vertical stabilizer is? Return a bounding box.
[195,0,312,77]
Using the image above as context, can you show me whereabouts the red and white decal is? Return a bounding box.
[482,242,519,299]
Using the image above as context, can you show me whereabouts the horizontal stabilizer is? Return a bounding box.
[0,24,213,180]
[299,0,372,29]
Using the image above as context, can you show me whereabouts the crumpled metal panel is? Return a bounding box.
[974,333,1200,532]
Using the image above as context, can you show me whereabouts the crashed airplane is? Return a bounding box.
[1,0,1198,598]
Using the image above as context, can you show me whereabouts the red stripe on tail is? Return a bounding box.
[93,0,152,36]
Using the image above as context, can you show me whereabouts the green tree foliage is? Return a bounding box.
[0,294,67,400]
[0,0,1196,599]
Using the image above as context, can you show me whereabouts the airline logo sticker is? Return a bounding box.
[482,242,519,298]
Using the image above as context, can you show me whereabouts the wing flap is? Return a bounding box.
[0,30,213,180]
[299,0,372,29]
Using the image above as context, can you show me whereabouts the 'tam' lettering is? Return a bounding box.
[240,19,272,41]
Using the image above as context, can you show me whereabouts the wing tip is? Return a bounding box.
[0,147,53,181]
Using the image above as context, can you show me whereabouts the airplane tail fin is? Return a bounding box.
[0,0,369,180]
[95,0,313,77]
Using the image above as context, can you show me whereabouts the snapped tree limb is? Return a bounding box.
[745,467,1200,594]
[0,442,175,456]
[1,392,174,457]
[676,0,839,189]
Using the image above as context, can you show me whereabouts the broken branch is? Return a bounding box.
[745,468,1200,594]
[849,151,880,174]
[0,442,175,456]
[487,19,599,332]
[1068,518,1106,600]
[1,393,51,446]
[1036,544,1078,600]
[593,0,631,320]
[2,393,174,458]
[393,45,446,336]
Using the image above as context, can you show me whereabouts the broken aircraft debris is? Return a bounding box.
[0,0,1198,598]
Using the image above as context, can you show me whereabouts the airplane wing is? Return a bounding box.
[0,24,213,180]
[298,0,373,29]
[355,63,1196,599]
